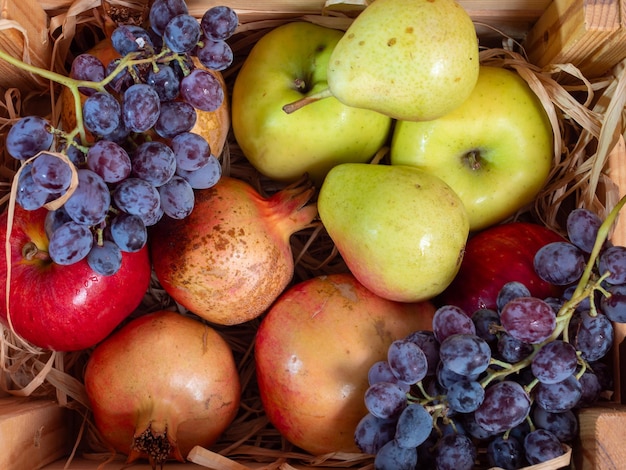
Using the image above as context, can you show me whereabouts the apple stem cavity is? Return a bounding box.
[282,87,334,114]
[22,241,50,262]
[465,150,482,171]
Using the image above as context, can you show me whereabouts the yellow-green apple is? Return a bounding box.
[255,272,435,455]
[231,21,392,185]
[390,65,553,231]
[318,163,469,302]
[0,205,151,351]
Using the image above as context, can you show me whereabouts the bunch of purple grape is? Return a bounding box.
[5,0,238,276]
[356,207,622,469]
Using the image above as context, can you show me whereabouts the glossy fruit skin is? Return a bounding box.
[0,206,150,351]
[255,272,435,455]
[150,176,317,325]
[84,310,241,465]
[437,221,566,315]
[231,21,392,185]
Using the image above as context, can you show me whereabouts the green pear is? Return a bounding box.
[318,163,469,302]
[326,0,479,121]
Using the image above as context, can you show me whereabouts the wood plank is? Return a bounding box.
[524,0,626,77]
[0,397,70,470]
[575,404,626,469]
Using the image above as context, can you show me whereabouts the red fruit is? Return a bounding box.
[84,310,241,467]
[150,176,317,325]
[0,206,150,351]
[437,221,565,314]
[255,272,435,455]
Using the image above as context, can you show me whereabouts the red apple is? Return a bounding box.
[0,206,151,351]
[254,272,435,455]
[437,221,566,314]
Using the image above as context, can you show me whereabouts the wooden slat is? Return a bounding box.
[0,397,70,470]
[524,0,626,77]
[575,404,626,469]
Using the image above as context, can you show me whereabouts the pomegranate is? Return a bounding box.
[84,310,241,467]
[254,272,435,455]
[150,176,317,325]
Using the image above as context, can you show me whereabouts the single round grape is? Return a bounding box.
[143,205,165,227]
[64,169,111,226]
[30,152,73,193]
[171,132,211,171]
[364,382,407,419]
[387,339,428,385]
[534,374,583,412]
[601,283,626,322]
[567,207,603,253]
[570,310,613,362]
[439,333,491,377]
[432,305,475,343]
[149,0,189,36]
[48,221,93,265]
[158,175,194,219]
[113,178,162,226]
[576,369,602,408]
[122,84,161,133]
[534,241,586,285]
[196,38,234,71]
[70,53,105,96]
[87,240,122,276]
[109,212,148,253]
[532,407,578,442]
[86,140,132,184]
[435,433,477,470]
[163,14,201,53]
[132,141,176,187]
[201,5,239,40]
[599,245,626,284]
[497,332,534,363]
[354,412,396,455]
[155,102,197,139]
[394,403,432,449]
[523,429,565,465]
[446,379,485,413]
[471,308,500,344]
[6,116,53,160]
[367,361,410,392]
[474,380,531,433]
[180,68,224,112]
[44,207,72,240]
[15,166,49,210]
[499,296,556,344]
[374,439,417,470]
[111,24,154,56]
[104,58,134,94]
[404,330,439,376]
[147,65,180,101]
[496,281,531,312]
[486,435,524,470]
[83,92,122,137]
[175,154,222,189]
[531,340,578,384]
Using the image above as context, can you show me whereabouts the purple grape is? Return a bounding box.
[601,283,626,322]
[30,152,73,193]
[86,140,131,183]
[374,439,417,470]
[474,381,531,433]
[201,5,239,40]
[486,435,524,469]
[404,330,439,376]
[446,379,485,413]
[435,433,476,470]
[497,332,534,363]
[122,84,161,133]
[532,407,578,442]
[599,245,626,284]
[63,169,111,226]
[175,154,222,189]
[15,166,49,210]
[364,382,407,419]
[534,241,586,285]
[367,361,410,392]
[496,281,531,312]
[6,116,53,160]
[113,178,161,226]
[180,68,224,112]
[147,65,180,101]
[354,413,396,455]
[154,101,197,139]
[70,53,105,95]
[439,333,491,377]
[149,0,189,36]
[196,38,233,71]
[524,429,565,465]
[87,240,122,276]
[436,361,479,390]
[567,208,604,253]
[83,92,122,137]
[570,310,613,362]
[163,14,201,53]
[44,207,72,240]
[109,212,148,252]
[531,340,578,384]
[48,221,93,265]
[111,24,153,56]
[158,175,194,219]
[499,296,556,344]
[534,374,583,412]
[132,141,176,187]
[387,339,428,385]
[432,304,475,343]
[394,403,432,448]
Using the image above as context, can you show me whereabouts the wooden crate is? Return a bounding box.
[1,1,626,469]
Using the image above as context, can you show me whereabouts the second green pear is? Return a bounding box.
[318,163,469,303]
[327,0,480,121]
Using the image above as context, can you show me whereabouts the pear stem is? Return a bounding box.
[282,87,334,114]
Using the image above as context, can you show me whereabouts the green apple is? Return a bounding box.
[390,65,553,231]
[231,22,392,185]
[318,163,469,303]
